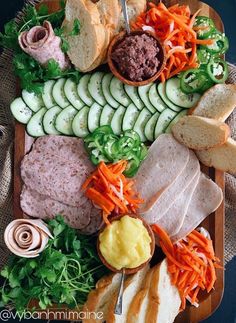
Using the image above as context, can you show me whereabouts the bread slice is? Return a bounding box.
[117,0,147,30]
[64,0,106,71]
[106,265,150,323]
[145,259,181,323]
[126,268,154,323]
[196,137,236,174]
[82,273,121,323]
[192,84,236,121]
[172,115,230,150]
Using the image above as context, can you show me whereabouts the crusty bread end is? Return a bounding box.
[192,84,236,122]
[172,115,230,150]
[196,137,236,174]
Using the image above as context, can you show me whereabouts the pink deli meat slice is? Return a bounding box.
[142,150,200,224]
[135,134,189,214]
[20,185,92,229]
[171,173,223,242]
[18,21,69,70]
[79,207,104,235]
[155,170,200,239]
[21,137,94,207]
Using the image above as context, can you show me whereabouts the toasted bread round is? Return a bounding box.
[192,84,236,122]
[172,115,230,150]
[196,138,236,174]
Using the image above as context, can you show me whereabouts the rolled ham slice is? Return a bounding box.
[4,219,53,258]
[18,21,69,70]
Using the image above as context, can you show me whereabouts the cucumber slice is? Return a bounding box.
[157,82,182,112]
[165,109,187,133]
[10,97,33,124]
[64,78,84,110]
[154,108,177,139]
[110,77,131,107]
[138,84,156,114]
[144,111,160,142]
[43,105,62,135]
[133,108,152,142]
[124,84,144,110]
[88,103,103,133]
[102,73,119,109]
[55,105,78,135]
[22,89,44,112]
[111,105,126,135]
[52,78,70,108]
[88,72,106,106]
[149,84,168,113]
[42,80,56,109]
[122,103,139,131]
[166,78,201,109]
[26,107,47,137]
[72,106,90,137]
[100,104,115,126]
[77,74,94,106]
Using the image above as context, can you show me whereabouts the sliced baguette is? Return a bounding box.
[106,265,150,323]
[192,84,236,121]
[126,268,154,323]
[145,259,181,323]
[64,0,106,71]
[82,273,121,323]
[117,0,147,30]
[172,115,230,150]
[196,137,236,174]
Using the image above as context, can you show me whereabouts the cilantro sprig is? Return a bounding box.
[0,1,81,93]
[0,216,107,311]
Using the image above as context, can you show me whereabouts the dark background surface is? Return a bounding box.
[0,1,236,323]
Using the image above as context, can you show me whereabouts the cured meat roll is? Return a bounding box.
[18,21,69,70]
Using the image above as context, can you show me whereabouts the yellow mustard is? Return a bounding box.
[99,215,152,270]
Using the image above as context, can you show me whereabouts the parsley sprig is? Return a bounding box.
[0,1,81,93]
[0,216,107,311]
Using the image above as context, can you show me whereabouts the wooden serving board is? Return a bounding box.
[13,0,225,322]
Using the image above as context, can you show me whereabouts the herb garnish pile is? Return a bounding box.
[0,1,81,93]
[0,216,107,311]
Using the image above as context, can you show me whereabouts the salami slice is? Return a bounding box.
[80,207,104,235]
[18,21,69,70]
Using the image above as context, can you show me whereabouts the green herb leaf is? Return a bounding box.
[69,18,80,36]
[37,4,49,16]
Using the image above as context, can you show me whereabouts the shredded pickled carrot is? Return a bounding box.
[152,224,222,311]
[82,161,143,224]
[131,3,212,82]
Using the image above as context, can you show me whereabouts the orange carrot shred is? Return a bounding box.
[82,161,143,224]
[152,224,222,310]
[132,2,202,80]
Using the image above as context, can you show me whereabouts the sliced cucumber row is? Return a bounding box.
[11,74,200,139]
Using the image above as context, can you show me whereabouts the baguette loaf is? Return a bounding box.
[64,0,106,71]
[172,115,230,150]
[126,268,154,323]
[192,84,236,121]
[106,265,150,323]
[196,138,236,174]
[82,273,121,323]
[145,259,181,323]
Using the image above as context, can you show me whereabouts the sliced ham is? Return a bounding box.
[18,21,69,70]
[135,134,189,214]
[142,150,200,224]
[171,173,223,242]
[20,185,92,230]
[156,170,200,238]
